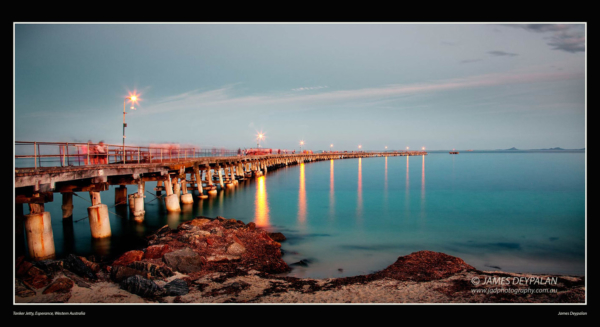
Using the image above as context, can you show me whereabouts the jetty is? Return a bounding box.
[15,141,427,261]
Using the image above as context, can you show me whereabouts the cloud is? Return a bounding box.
[138,69,583,115]
[292,86,328,91]
[488,50,518,57]
[502,24,585,53]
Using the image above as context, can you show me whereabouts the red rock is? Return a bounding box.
[42,277,74,294]
[247,222,256,230]
[112,250,144,266]
[16,257,33,277]
[23,274,50,289]
[80,257,101,273]
[375,250,476,282]
[143,244,173,259]
[206,238,214,246]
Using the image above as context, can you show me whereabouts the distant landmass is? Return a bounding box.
[507,147,518,150]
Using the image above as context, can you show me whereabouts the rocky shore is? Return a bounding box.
[15,217,585,304]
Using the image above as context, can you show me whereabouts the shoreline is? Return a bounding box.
[15,216,585,304]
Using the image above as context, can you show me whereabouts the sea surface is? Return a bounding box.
[17,153,586,279]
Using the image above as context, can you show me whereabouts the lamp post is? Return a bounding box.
[385,146,388,151]
[300,141,304,153]
[330,144,333,152]
[123,94,138,164]
[257,133,264,148]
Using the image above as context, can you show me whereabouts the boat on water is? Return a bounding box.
[449,150,459,154]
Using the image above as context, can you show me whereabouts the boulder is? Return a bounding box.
[246,222,256,230]
[42,277,74,294]
[164,279,189,296]
[375,250,476,282]
[143,244,173,259]
[64,254,97,280]
[226,242,246,255]
[33,259,64,274]
[267,232,286,242]
[128,261,173,279]
[163,248,203,273]
[120,275,164,298]
[111,266,145,282]
[16,257,33,277]
[112,250,144,266]
[15,280,36,297]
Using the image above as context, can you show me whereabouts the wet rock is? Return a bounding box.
[112,250,144,266]
[15,280,36,297]
[64,254,97,280]
[42,277,74,294]
[111,266,145,282]
[290,259,311,267]
[268,232,286,242]
[128,261,173,279]
[33,259,64,274]
[16,256,33,277]
[226,242,246,255]
[79,257,100,273]
[143,244,173,259]
[22,273,51,289]
[163,248,203,273]
[120,275,165,298]
[164,279,189,296]
[156,225,171,236]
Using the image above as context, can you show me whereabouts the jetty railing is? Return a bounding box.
[15,141,240,169]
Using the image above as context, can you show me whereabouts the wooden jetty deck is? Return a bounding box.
[14,141,427,261]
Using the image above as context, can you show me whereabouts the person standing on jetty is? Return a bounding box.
[95,141,107,164]
[78,141,91,165]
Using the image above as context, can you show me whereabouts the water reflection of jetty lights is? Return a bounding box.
[255,176,270,227]
[357,158,363,216]
[330,159,335,215]
[298,163,306,223]
[421,155,425,197]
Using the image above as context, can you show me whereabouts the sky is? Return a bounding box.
[14,23,586,151]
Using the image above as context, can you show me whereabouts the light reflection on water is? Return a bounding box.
[19,153,585,279]
[255,176,269,228]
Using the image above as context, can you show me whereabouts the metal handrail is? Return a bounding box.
[15,141,240,169]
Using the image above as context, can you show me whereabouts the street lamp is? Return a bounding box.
[300,141,304,153]
[385,146,388,151]
[257,133,264,148]
[330,144,333,152]
[123,93,139,164]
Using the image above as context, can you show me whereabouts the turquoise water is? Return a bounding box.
[19,153,586,278]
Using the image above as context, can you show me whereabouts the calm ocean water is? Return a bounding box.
[19,153,586,278]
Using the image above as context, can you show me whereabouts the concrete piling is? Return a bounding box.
[115,185,127,206]
[61,192,74,219]
[24,202,56,261]
[164,176,181,212]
